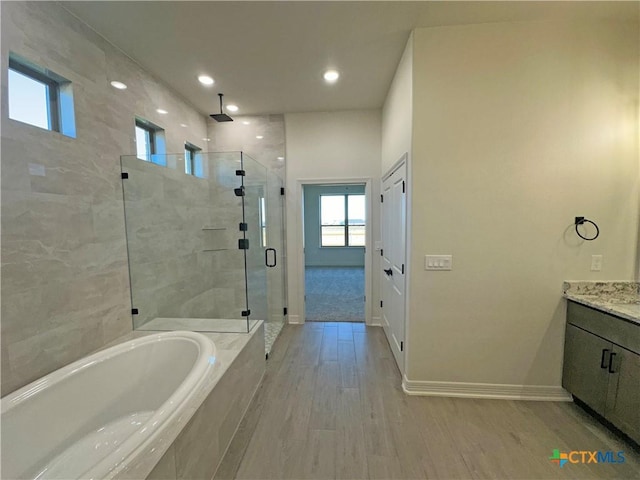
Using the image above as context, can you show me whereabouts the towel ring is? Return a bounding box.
[575,217,599,241]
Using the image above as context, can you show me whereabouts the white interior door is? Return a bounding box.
[381,161,406,373]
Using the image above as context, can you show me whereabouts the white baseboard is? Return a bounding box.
[288,315,303,324]
[402,376,573,401]
[369,316,382,326]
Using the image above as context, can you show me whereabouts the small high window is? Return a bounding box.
[320,194,365,247]
[135,122,154,160]
[135,118,166,164]
[8,54,76,137]
[259,196,267,247]
[184,142,203,176]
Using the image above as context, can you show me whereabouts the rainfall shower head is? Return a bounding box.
[210,93,234,122]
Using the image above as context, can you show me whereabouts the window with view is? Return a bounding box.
[135,122,154,161]
[135,118,166,165]
[184,142,202,176]
[8,54,76,137]
[320,194,365,247]
[259,196,267,247]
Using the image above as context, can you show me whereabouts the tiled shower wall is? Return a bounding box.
[207,114,286,176]
[122,154,250,328]
[0,2,208,395]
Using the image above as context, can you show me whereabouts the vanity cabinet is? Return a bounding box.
[563,302,640,444]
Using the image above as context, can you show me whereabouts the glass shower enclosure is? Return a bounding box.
[120,151,284,337]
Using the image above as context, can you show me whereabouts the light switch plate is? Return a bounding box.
[591,254,603,272]
[425,255,452,270]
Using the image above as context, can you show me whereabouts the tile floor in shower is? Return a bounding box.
[264,321,284,356]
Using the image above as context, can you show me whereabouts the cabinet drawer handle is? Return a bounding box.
[600,349,610,369]
[608,352,616,374]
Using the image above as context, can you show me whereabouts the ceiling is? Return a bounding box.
[62,1,637,116]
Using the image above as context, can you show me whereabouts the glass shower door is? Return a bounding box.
[240,153,268,330]
[120,151,251,333]
[265,170,287,354]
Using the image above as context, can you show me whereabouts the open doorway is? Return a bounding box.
[303,184,366,322]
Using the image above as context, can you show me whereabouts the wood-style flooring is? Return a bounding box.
[215,322,640,480]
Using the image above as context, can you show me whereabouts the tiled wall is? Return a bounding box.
[0,2,208,395]
[207,114,286,177]
[122,153,252,327]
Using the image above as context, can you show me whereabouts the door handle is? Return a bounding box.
[384,268,393,276]
[265,248,277,268]
[600,349,610,369]
[608,352,616,374]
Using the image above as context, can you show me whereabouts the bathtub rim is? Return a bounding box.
[1,330,217,480]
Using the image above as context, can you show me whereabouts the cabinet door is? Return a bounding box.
[562,324,611,414]
[605,346,640,444]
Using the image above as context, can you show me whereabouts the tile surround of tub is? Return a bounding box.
[93,323,265,480]
[147,444,177,480]
[0,1,208,395]
[139,318,261,333]
[145,324,266,480]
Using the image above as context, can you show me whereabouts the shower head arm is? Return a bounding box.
[210,93,233,122]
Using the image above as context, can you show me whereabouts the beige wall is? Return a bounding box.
[638,10,640,282]
[381,34,413,175]
[406,19,639,388]
[1,2,208,394]
[284,110,382,324]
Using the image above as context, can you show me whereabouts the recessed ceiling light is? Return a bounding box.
[202,138,211,142]
[256,135,264,139]
[242,121,251,125]
[198,75,214,86]
[110,81,127,90]
[157,109,168,115]
[277,156,285,161]
[226,104,239,113]
[180,123,188,128]
[323,69,340,83]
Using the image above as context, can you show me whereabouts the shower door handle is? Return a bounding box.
[265,248,277,267]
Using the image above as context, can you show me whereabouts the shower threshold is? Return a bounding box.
[137,317,261,334]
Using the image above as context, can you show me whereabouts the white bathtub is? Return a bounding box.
[1,331,217,480]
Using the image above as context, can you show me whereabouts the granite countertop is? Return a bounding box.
[563,281,640,325]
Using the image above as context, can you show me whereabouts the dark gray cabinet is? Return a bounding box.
[605,346,640,442]
[563,302,640,444]
[563,324,611,413]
